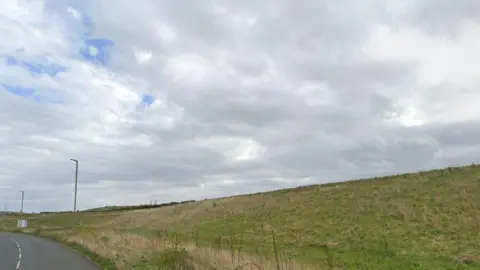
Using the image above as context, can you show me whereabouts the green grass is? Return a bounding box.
[3,164,480,269]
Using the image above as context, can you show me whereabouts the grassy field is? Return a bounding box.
[2,164,480,269]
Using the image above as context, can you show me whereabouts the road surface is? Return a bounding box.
[0,232,101,270]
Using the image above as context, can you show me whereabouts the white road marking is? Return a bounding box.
[9,237,22,269]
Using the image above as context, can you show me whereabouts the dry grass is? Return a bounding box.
[3,164,480,269]
[51,228,318,269]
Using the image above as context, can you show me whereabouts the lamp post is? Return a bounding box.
[70,159,79,212]
[19,191,24,213]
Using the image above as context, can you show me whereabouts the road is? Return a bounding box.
[0,232,101,270]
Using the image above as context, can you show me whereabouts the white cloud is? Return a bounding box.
[88,45,99,56]
[132,48,152,64]
[364,19,480,126]
[364,21,480,86]
[164,53,218,84]
[155,22,177,42]
[66,6,81,20]
[232,138,264,161]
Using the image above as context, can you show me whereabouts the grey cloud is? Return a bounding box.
[423,121,480,148]
[1,0,479,212]
[400,0,480,37]
[232,56,269,77]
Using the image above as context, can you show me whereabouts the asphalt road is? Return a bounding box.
[0,232,101,270]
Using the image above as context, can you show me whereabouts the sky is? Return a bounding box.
[1,0,480,213]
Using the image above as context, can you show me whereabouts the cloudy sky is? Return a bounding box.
[1,0,479,212]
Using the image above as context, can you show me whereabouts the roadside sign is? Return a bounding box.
[16,219,28,228]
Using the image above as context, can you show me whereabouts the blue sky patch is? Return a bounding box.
[81,38,115,66]
[2,84,61,104]
[66,8,115,67]
[82,14,94,37]
[5,56,66,77]
[2,84,35,97]
[141,94,156,107]
[32,95,63,104]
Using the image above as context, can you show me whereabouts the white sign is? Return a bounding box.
[16,219,28,228]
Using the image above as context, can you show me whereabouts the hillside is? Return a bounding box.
[2,164,480,269]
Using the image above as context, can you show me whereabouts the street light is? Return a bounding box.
[19,191,24,213]
[70,159,79,212]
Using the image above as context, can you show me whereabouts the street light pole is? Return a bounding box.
[19,191,24,213]
[70,159,79,212]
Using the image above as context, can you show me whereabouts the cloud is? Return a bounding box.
[1,0,480,212]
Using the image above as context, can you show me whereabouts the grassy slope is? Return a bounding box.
[2,164,480,269]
